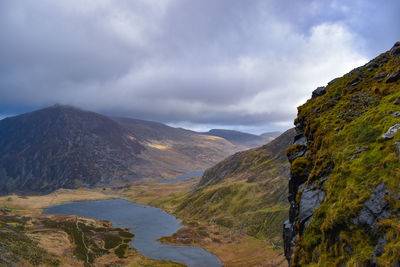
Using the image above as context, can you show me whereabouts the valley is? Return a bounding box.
[0,175,286,266]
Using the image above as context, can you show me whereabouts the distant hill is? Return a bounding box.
[175,128,295,243]
[0,105,247,195]
[260,131,282,142]
[202,129,279,148]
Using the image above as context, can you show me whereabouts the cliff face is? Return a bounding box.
[176,129,295,243]
[284,42,400,266]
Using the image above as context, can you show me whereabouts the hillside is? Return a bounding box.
[203,129,280,148]
[260,131,282,142]
[0,106,244,195]
[174,128,295,244]
[284,42,400,266]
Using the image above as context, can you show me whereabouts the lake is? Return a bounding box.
[156,170,205,184]
[43,199,221,267]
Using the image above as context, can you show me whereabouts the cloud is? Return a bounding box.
[0,0,397,133]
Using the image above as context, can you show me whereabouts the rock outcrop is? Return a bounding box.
[284,42,400,266]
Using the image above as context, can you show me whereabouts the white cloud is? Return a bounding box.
[0,0,387,133]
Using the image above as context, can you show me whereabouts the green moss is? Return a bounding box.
[289,47,400,266]
[115,243,129,258]
[291,157,311,179]
[104,233,122,249]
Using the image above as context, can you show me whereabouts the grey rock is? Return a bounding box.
[298,186,325,226]
[390,41,400,57]
[353,183,390,229]
[382,123,400,139]
[386,68,400,83]
[350,154,359,161]
[294,135,307,146]
[365,60,379,69]
[372,236,387,265]
[328,78,339,86]
[394,98,400,105]
[350,80,361,87]
[392,111,400,118]
[355,146,368,153]
[374,72,387,81]
[365,183,388,215]
[283,220,295,263]
[312,86,326,99]
[287,148,307,163]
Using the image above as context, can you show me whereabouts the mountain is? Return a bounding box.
[284,42,400,266]
[114,117,240,180]
[0,105,245,195]
[202,129,273,148]
[260,131,282,142]
[175,128,295,244]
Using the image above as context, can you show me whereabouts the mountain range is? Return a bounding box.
[0,105,276,195]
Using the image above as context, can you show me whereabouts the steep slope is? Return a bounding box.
[0,106,244,195]
[0,105,144,194]
[284,42,400,266]
[175,129,295,244]
[203,129,269,148]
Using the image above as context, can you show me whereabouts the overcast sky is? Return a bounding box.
[0,0,399,133]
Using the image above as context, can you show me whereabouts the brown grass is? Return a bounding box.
[0,188,119,214]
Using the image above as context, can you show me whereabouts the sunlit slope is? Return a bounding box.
[174,129,295,244]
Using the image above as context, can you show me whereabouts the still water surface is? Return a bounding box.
[44,199,221,267]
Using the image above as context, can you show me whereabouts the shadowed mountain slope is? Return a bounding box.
[0,105,144,194]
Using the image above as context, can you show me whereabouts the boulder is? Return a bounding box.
[386,68,400,83]
[382,123,400,139]
[393,98,400,105]
[312,86,326,99]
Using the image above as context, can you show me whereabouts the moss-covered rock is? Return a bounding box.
[284,41,400,266]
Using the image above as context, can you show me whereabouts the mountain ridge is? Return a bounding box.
[0,105,269,195]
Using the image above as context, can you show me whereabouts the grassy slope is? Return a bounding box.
[170,129,295,245]
[288,42,400,266]
[123,178,287,267]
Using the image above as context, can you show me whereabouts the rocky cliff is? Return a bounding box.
[284,42,400,266]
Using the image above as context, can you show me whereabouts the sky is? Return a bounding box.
[0,0,399,134]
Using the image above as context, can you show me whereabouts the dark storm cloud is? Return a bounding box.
[0,0,398,133]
